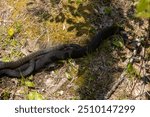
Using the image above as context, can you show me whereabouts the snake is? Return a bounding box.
[0,44,81,70]
[0,25,123,78]
[0,44,82,77]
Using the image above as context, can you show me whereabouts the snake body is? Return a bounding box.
[0,44,81,70]
[0,25,123,78]
[0,59,35,77]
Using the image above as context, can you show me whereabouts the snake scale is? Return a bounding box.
[0,25,123,78]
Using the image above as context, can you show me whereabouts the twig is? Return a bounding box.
[105,38,142,99]
[104,72,126,99]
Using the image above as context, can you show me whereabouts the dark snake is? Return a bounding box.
[0,25,123,78]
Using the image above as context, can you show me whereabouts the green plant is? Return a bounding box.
[126,63,139,78]
[1,90,10,100]
[112,36,124,49]
[104,7,112,15]
[27,91,44,100]
[136,0,150,18]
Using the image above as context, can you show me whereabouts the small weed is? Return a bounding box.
[24,80,35,88]
[27,91,44,100]
[20,77,35,88]
[112,35,124,49]
[14,22,22,33]
[104,7,112,15]
[126,63,139,79]
[1,56,12,62]
[1,90,10,100]
[7,22,22,39]
[7,27,15,38]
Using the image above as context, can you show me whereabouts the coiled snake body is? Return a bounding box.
[0,25,123,78]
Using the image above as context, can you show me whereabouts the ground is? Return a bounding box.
[0,0,149,100]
